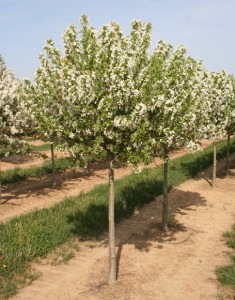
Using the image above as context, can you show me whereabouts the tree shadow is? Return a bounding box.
[113,187,206,278]
[0,158,126,204]
[1,153,35,165]
[217,155,235,178]
[176,144,235,187]
[66,175,165,238]
[2,141,234,207]
[0,161,111,204]
[66,176,206,278]
[198,153,235,187]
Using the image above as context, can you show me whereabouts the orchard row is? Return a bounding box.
[1,15,235,283]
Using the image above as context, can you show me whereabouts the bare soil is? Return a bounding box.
[0,145,191,222]
[1,140,235,299]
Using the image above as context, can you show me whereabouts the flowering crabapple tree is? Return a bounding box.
[224,75,235,175]
[199,70,233,186]
[0,56,23,149]
[32,16,152,283]
[22,16,98,186]
[90,19,152,283]
[0,56,32,199]
[21,58,64,188]
[131,40,207,230]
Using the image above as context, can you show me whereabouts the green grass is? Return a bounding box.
[0,147,19,159]
[1,158,76,185]
[23,137,51,151]
[28,143,51,152]
[23,137,35,142]
[0,141,51,158]
[216,224,235,290]
[0,138,235,298]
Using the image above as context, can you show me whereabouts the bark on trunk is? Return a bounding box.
[50,142,56,188]
[162,159,169,231]
[226,130,231,176]
[212,139,217,187]
[0,159,2,203]
[108,159,116,284]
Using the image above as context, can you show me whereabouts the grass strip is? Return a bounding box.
[0,147,18,159]
[0,143,51,158]
[28,143,51,152]
[216,224,235,289]
[0,138,235,298]
[1,158,75,185]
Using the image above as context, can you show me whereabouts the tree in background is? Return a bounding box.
[199,70,233,186]
[0,56,23,148]
[224,75,235,175]
[0,56,32,199]
[132,40,207,230]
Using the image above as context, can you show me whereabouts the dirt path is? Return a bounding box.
[12,156,235,300]
[0,147,191,223]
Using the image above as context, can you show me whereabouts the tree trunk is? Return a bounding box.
[212,139,217,187]
[0,159,2,203]
[50,142,56,188]
[226,130,231,176]
[108,159,116,284]
[162,159,169,231]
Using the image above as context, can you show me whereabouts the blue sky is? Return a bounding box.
[0,0,234,79]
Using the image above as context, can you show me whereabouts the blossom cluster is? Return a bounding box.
[0,56,24,147]
[2,15,235,164]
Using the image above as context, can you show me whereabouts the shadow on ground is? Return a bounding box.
[0,159,114,203]
[67,182,207,278]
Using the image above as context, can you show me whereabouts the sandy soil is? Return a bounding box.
[12,156,235,300]
[0,146,192,223]
[1,140,235,299]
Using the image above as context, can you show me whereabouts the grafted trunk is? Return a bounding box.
[212,139,217,187]
[108,158,116,284]
[50,142,56,188]
[162,159,169,231]
[225,130,231,176]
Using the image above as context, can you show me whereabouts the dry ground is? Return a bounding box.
[0,144,192,222]
[1,141,235,299]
